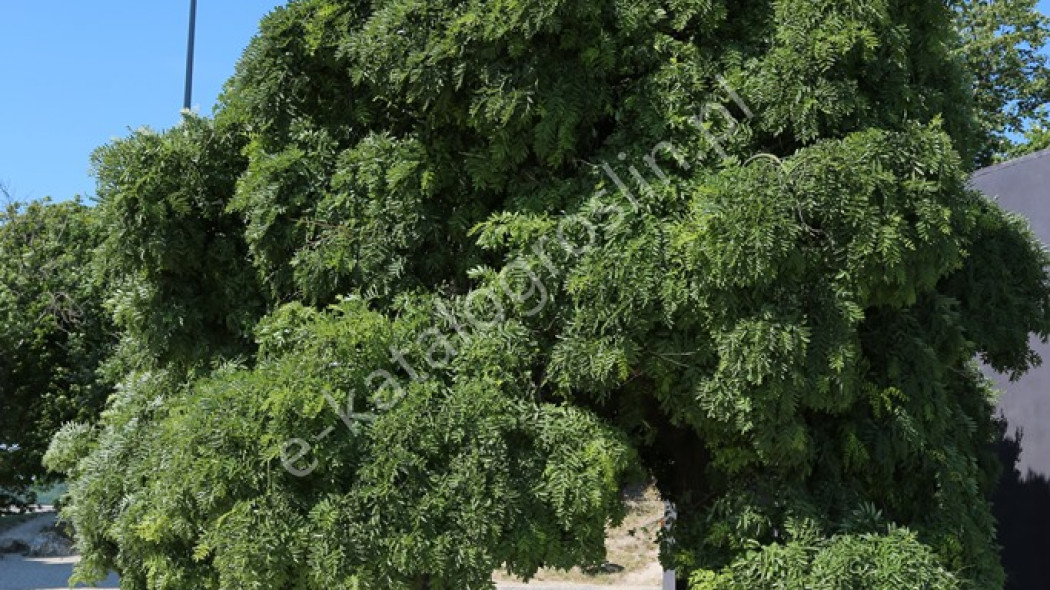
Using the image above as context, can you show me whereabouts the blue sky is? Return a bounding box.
[0,1,283,202]
[1,2,1049,203]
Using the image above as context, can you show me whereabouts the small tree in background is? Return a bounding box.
[954,0,1050,164]
[47,1,1050,589]
[0,195,113,511]
[1006,123,1050,159]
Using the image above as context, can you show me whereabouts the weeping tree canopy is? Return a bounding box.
[47,1,1050,589]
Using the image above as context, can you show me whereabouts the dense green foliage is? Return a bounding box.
[0,197,113,510]
[49,299,634,588]
[689,519,959,590]
[47,1,1050,589]
[89,118,267,372]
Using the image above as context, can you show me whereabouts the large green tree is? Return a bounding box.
[49,1,1050,589]
[0,195,113,510]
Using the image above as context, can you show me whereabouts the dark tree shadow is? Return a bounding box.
[992,427,1050,590]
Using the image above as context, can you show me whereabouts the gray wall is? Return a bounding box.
[971,148,1050,479]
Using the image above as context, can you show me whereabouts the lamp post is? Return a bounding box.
[183,0,198,110]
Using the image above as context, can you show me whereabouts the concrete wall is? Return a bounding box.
[970,148,1050,590]
[971,148,1050,479]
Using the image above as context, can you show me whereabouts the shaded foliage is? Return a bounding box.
[91,117,268,374]
[0,198,114,510]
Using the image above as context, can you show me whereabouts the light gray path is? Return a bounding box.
[0,555,118,590]
[0,510,118,590]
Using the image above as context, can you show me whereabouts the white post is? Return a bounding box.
[662,501,678,590]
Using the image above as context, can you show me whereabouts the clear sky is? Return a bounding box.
[1,2,1049,203]
[0,1,284,202]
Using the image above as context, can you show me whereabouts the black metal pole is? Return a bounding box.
[183,0,198,110]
